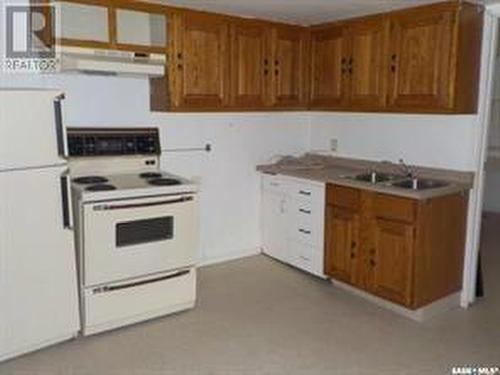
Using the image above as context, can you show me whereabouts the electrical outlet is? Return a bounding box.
[330,138,338,152]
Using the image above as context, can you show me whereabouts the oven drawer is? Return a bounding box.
[84,268,196,336]
[83,194,198,287]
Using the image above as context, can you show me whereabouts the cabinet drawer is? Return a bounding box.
[287,179,325,203]
[374,194,416,223]
[288,241,325,278]
[327,184,360,210]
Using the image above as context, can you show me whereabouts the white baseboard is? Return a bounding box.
[200,247,262,267]
[331,279,462,321]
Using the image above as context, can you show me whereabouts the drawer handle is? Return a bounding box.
[299,190,312,196]
[299,208,311,214]
[299,229,311,235]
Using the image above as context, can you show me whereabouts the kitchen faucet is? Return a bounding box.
[380,159,417,179]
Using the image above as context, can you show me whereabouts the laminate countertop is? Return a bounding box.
[257,154,474,200]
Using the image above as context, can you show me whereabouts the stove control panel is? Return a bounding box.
[67,128,160,157]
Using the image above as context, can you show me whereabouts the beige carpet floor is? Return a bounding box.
[1,215,499,375]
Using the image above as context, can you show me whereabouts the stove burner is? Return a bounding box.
[73,176,108,184]
[85,184,117,192]
[139,172,163,179]
[148,178,182,186]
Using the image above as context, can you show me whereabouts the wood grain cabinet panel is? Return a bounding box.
[310,26,347,108]
[229,22,269,108]
[387,5,455,111]
[345,16,389,110]
[371,219,414,306]
[324,184,468,309]
[173,12,229,109]
[324,205,359,284]
[269,25,308,108]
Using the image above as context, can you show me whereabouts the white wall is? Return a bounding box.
[152,113,308,263]
[309,112,480,171]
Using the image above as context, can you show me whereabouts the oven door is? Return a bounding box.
[83,194,198,287]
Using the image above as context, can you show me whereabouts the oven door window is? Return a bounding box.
[116,217,173,248]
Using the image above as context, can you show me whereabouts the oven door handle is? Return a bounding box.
[93,196,194,211]
[93,270,191,294]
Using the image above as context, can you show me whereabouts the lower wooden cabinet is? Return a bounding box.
[371,219,414,306]
[324,184,468,309]
[324,205,359,284]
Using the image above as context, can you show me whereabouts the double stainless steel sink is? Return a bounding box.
[344,171,449,191]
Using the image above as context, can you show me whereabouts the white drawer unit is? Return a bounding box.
[260,174,327,278]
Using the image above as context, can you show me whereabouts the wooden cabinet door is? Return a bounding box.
[229,22,270,108]
[371,219,414,306]
[345,16,389,110]
[269,26,308,108]
[387,5,456,111]
[173,12,229,109]
[324,205,359,284]
[310,26,348,108]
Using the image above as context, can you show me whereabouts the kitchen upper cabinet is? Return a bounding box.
[55,1,110,46]
[269,26,308,108]
[310,15,389,110]
[310,2,483,113]
[229,22,269,108]
[324,205,359,284]
[310,26,347,108]
[325,184,468,309]
[172,12,229,109]
[371,219,414,306]
[387,4,455,111]
[346,16,389,110]
[115,9,167,52]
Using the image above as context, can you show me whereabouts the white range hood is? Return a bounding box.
[58,46,166,77]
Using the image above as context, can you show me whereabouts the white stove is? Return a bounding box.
[68,128,199,336]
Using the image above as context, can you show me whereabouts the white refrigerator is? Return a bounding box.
[0,89,80,362]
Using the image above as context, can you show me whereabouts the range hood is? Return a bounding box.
[58,46,166,77]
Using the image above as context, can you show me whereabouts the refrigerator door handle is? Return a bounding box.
[54,94,68,157]
[60,173,74,230]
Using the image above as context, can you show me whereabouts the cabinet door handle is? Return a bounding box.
[350,252,356,260]
[391,65,396,73]
[370,260,376,267]
[177,64,183,70]
[275,69,279,76]
[351,241,356,250]
[299,228,311,235]
[299,208,311,214]
[177,52,182,59]
[264,59,269,65]
[264,69,269,76]
[299,190,312,196]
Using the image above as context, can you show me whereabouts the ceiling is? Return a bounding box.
[153,0,455,25]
